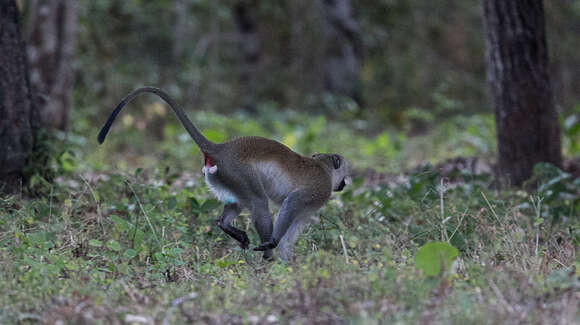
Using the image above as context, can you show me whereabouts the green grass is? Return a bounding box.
[1,113,579,324]
[78,107,498,173]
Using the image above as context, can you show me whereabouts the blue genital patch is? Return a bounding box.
[224,197,236,204]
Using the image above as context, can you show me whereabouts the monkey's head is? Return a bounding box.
[312,153,351,192]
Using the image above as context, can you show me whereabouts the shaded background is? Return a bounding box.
[18,0,576,174]
[6,0,579,184]
[68,0,580,116]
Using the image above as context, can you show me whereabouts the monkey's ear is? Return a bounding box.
[331,154,341,169]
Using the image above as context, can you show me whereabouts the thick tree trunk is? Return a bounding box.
[482,0,562,186]
[0,0,39,192]
[26,0,77,131]
[320,0,363,105]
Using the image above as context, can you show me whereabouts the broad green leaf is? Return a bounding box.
[216,259,235,269]
[167,196,177,210]
[106,240,122,252]
[167,247,184,256]
[110,215,129,232]
[201,199,221,213]
[190,197,200,213]
[153,252,164,262]
[123,249,137,260]
[88,239,103,248]
[415,241,458,276]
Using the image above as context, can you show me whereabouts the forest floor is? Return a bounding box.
[1,113,579,324]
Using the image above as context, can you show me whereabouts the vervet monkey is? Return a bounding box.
[98,87,350,261]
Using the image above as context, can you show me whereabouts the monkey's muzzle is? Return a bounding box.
[335,179,347,192]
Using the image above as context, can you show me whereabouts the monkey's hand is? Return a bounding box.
[253,238,278,251]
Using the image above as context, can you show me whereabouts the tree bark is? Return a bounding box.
[233,0,262,112]
[482,0,562,186]
[172,0,189,62]
[26,0,77,131]
[320,0,363,105]
[0,0,39,192]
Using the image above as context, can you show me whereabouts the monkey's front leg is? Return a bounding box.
[253,190,310,253]
[215,203,249,249]
[277,217,309,262]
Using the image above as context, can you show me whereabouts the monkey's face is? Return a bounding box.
[312,153,351,192]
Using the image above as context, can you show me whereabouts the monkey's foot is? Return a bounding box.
[238,232,250,249]
[253,238,278,251]
[262,252,275,262]
[216,221,249,249]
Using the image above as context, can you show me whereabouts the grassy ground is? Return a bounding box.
[0,113,578,324]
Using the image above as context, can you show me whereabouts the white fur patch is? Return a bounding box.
[204,173,236,204]
[255,161,294,204]
[202,165,218,175]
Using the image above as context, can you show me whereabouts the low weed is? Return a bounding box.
[1,160,578,323]
[0,112,578,323]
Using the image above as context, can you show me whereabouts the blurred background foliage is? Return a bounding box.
[60,0,580,172]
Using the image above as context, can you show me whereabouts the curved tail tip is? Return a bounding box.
[97,131,106,144]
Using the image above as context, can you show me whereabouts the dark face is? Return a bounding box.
[312,153,350,192]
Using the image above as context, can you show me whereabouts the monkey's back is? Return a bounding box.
[222,136,333,204]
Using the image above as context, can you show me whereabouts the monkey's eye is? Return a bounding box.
[332,155,341,169]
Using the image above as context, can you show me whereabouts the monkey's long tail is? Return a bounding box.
[97,86,216,152]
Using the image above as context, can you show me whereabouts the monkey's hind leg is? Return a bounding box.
[215,203,249,249]
[249,199,274,260]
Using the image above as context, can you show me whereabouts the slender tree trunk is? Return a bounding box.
[0,0,39,192]
[233,0,262,112]
[320,0,363,105]
[26,0,77,131]
[482,0,562,186]
[172,0,191,63]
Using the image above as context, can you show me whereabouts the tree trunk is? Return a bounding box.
[320,0,363,105]
[0,0,39,192]
[26,0,77,131]
[233,0,262,112]
[482,0,562,186]
[172,0,189,62]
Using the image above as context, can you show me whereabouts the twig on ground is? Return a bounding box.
[80,174,106,236]
[125,178,161,247]
[488,279,514,314]
[162,292,198,325]
[339,234,349,264]
[449,209,468,242]
[481,191,500,224]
